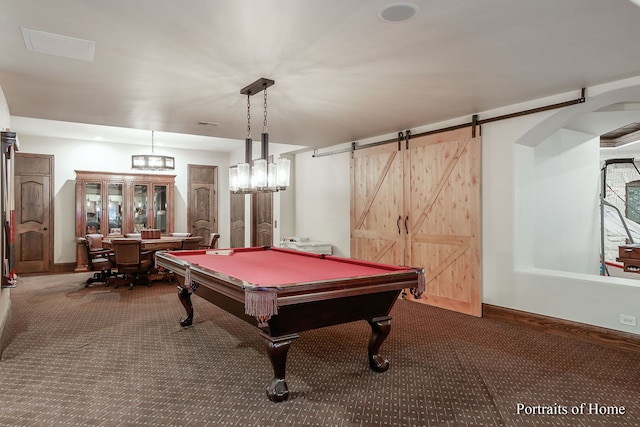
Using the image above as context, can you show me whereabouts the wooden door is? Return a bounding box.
[351,143,404,265]
[230,193,245,247]
[188,165,218,243]
[14,154,53,274]
[252,192,273,246]
[406,128,482,316]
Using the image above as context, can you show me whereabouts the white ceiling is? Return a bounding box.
[3,0,640,152]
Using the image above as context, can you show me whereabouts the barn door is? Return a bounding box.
[351,142,404,266]
[406,128,482,316]
[350,128,481,316]
[14,154,53,274]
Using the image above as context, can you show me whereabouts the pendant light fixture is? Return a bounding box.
[229,78,290,194]
[131,130,175,171]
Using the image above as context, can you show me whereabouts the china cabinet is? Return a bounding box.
[75,170,175,270]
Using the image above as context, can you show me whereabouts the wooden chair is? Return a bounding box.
[80,238,113,287]
[199,233,220,249]
[109,238,153,290]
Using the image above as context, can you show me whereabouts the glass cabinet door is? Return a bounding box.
[154,185,168,233]
[107,183,123,235]
[85,183,101,234]
[133,184,148,232]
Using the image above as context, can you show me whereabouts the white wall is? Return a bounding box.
[8,76,640,336]
[294,80,640,336]
[486,81,640,335]
[0,87,9,130]
[532,129,600,274]
[293,146,351,257]
[16,135,231,264]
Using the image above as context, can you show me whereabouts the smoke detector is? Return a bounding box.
[377,2,420,23]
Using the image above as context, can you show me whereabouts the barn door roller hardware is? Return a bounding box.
[313,88,586,158]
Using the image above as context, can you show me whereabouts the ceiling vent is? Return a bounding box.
[21,27,95,62]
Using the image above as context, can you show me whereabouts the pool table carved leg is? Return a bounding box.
[261,332,299,402]
[367,316,392,373]
[177,286,194,327]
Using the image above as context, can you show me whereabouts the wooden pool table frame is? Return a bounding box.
[155,247,424,402]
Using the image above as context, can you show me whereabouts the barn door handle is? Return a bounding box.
[396,216,402,234]
[404,216,409,234]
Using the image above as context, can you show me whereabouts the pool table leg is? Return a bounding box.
[177,286,194,327]
[261,332,299,402]
[367,316,392,373]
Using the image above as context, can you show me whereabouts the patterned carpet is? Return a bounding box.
[0,272,639,426]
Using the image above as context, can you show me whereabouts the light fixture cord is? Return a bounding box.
[263,85,268,133]
[247,94,251,139]
[151,130,155,154]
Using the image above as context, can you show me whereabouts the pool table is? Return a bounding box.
[155,246,424,402]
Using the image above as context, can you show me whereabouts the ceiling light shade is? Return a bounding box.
[276,157,291,188]
[252,158,268,189]
[229,78,290,194]
[131,154,175,170]
[131,131,175,171]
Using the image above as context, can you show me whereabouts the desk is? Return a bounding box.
[104,236,201,283]
[103,236,201,251]
[155,246,424,402]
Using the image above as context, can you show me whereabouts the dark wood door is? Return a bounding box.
[15,154,53,274]
[252,192,273,247]
[230,193,245,248]
[188,165,218,244]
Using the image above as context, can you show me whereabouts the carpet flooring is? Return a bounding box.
[0,272,639,426]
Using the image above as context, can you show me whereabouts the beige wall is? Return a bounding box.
[16,135,233,265]
[0,84,12,356]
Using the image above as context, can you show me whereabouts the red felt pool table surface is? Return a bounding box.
[164,246,412,287]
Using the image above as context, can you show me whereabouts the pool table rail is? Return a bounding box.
[156,251,424,315]
[154,248,425,402]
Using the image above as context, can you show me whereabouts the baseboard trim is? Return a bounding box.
[52,263,77,274]
[483,304,640,354]
[15,263,78,277]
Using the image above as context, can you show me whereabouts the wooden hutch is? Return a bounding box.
[75,170,176,271]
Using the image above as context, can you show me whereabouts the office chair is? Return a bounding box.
[109,238,153,290]
[80,238,113,287]
[199,233,220,249]
[86,234,110,254]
